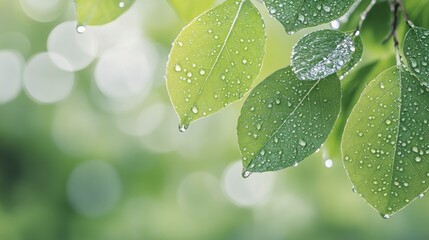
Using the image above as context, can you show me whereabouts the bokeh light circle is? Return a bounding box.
[0,50,23,104]
[67,160,122,217]
[19,0,65,22]
[23,53,74,104]
[48,21,98,71]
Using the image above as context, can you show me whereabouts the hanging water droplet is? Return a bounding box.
[76,25,86,34]
[382,214,390,219]
[242,169,252,178]
[352,187,357,193]
[178,123,188,132]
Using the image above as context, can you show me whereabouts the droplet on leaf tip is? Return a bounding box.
[178,123,189,132]
[76,25,86,34]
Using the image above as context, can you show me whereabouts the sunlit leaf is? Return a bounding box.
[404,26,429,86]
[337,34,363,79]
[342,66,429,218]
[291,30,356,81]
[238,66,341,173]
[74,0,135,27]
[168,0,215,23]
[167,0,265,130]
[264,0,355,33]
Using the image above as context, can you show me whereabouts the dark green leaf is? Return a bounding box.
[238,66,341,173]
[404,26,429,86]
[264,0,355,33]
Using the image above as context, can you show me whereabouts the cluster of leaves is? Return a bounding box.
[74,0,429,217]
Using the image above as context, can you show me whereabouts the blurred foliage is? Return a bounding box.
[0,0,429,239]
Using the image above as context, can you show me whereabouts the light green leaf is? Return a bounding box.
[168,0,215,23]
[337,34,363,79]
[264,0,355,33]
[342,66,429,218]
[167,0,265,130]
[238,66,341,173]
[404,26,429,86]
[291,30,356,81]
[74,0,135,27]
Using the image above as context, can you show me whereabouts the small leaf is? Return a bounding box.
[167,0,266,128]
[264,0,355,33]
[342,66,429,217]
[74,0,135,26]
[291,30,356,81]
[238,66,341,173]
[404,26,429,86]
[337,34,363,79]
[168,0,215,23]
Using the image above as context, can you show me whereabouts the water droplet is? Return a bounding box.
[418,193,425,198]
[175,64,182,72]
[76,25,86,34]
[299,139,307,147]
[178,123,188,132]
[191,105,198,114]
[382,214,390,219]
[199,69,206,75]
[119,1,125,8]
[242,170,252,178]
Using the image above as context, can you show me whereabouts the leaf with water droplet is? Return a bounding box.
[337,34,363,79]
[263,0,355,33]
[291,30,357,81]
[238,66,341,172]
[167,0,265,128]
[168,0,215,23]
[342,66,429,217]
[404,26,429,86]
[74,0,135,26]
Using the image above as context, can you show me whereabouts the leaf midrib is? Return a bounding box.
[246,80,321,169]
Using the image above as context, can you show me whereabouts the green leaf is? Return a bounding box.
[167,0,265,130]
[264,0,355,33]
[342,66,429,218]
[404,26,429,86]
[74,0,135,27]
[168,0,215,23]
[291,30,356,81]
[337,34,363,79]
[238,66,341,173]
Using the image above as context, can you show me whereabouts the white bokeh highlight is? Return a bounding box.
[222,161,275,207]
[19,0,65,22]
[48,21,98,71]
[0,51,23,104]
[67,160,122,217]
[23,53,74,104]
[95,42,157,100]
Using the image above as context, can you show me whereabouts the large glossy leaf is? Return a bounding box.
[74,0,135,27]
[168,0,215,23]
[238,67,341,173]
[342,66,429,218]
[404,27,429,86]
[291,30,356,81]
[264,0,355,33]
[167,0,265,130]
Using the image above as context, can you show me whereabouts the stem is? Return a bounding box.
[354,0,377,36]
[383,1,399,47]
[397,0,414,27]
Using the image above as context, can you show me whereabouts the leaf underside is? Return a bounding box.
[291,30,356,81]
[167,0,266,128]
[342,66,429,217]
[74,0,136,26]
[238,66,341,173]
[264,0,355,33]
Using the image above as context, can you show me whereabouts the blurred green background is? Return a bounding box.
[0,0,429,239]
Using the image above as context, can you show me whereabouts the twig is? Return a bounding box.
[354,0,377,36]
[397,0,414,28]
